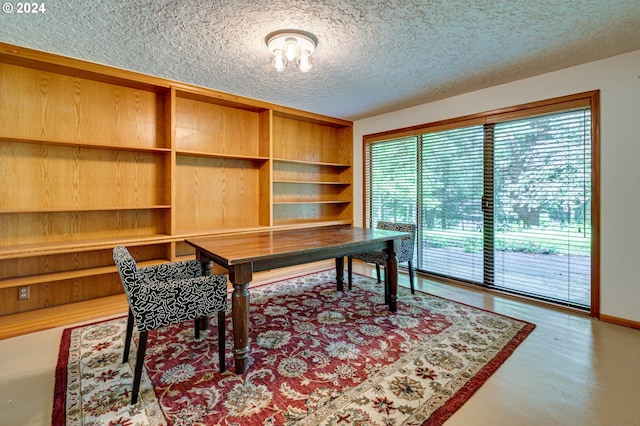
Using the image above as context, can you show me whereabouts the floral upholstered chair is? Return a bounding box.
[347,221,417,295]
[113,246,228,404]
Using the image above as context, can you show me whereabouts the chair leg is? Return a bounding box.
[131,331,148,405]
[194,319,200,339]
[123,308,134,363]
[376,264,382,283]
[218,310,226,373]
[347,256,353,290]
[408,260,415,294]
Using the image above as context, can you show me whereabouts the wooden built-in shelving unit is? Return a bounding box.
[0,42,353,323]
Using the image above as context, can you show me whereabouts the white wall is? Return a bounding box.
[353,50,640,323]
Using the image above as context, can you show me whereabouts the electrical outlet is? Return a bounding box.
[18,285,30,300]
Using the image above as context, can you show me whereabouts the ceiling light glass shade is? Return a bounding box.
[283,37,301,61]
[271,49,287,72]
[266,30,317,72]
[296,50,313,72]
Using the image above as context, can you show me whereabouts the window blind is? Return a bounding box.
[363,92,596,311]
[365,136,418,227]
[491,108,591,307]
[420,126,485,282]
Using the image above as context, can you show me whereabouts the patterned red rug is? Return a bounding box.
[53,270,534,425]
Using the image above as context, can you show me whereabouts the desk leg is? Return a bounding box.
[229,263,253,374]
[385,242,398,312]
[335,257,344,291]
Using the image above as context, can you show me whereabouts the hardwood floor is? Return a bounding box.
[1,261,639,425]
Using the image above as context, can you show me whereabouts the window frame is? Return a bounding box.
[362,91,600,317]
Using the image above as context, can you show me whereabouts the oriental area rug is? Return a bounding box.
[53,270,534,425]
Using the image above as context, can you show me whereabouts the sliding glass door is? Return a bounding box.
[419,126,484,283]
[490,109,591,307]
[364,93,596,311]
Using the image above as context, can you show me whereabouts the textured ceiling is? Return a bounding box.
[1,0,640,120]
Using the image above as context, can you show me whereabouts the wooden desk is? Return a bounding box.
[185,225,407,374]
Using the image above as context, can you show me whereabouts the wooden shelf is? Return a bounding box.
[0,62,167,150]
[0,43,171,93]
[272,218,353,227]
[0,41,352,324]
[176,149,269,162]
[272,157,351,168]
[0,261,337,340]
[0,234,175,260]
[0,259,166,290]
[173,226,272,240]
[272,109,352,127]
[0,135,171,152]
[273,180,350,185]
[273,200,351,205]
[0,205,171,214]
[174,87,268,112]
[0,294,129,340]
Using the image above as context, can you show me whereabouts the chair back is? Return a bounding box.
[113,246,144,310]
[377,221,417,263]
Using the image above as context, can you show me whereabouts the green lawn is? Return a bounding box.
[424,226,591,256]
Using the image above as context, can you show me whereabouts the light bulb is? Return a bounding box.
[271,49,287,72]
[296,50,313,72]
[265,31,318,72]
[283,37,301,62]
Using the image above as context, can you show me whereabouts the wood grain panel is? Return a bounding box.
[175,156,262,232]
[272,161,351,183]
[273,182,351,203]
[0,210,169,246]
[258,161,272,226]
[258,110,272,226]
[0,63,165,148]
[272,203,351,225]
[273,116,348,164]
[175,96,260,156]
[0,244,169,280]
[0,249,112,279]
[175,241,196,258]
[336,126,354,165]
[0,141,167,210]
[0,273,123,315]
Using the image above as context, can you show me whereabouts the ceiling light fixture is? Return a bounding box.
[265,30,317,73]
